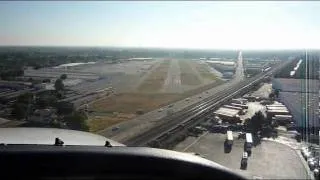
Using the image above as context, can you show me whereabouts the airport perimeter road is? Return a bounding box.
[174,132,311,179]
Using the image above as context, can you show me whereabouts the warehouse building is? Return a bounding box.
[279,91,319,130]
[272,78,319,130]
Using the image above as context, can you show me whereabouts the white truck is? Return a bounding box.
[245,133,253,155]
[227,131,233,145]
[224,131,234,153]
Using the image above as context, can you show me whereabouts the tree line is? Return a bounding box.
[10,74,89,131]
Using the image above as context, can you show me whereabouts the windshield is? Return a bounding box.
[0,1,319,179]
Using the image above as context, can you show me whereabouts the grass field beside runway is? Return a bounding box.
[195,63,219,81]
[178,60,202,85]
[88,93,182,132]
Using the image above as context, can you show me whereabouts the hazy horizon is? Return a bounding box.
[0,45,316,51]
[1,1,320,49]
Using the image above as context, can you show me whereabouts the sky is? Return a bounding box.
[0,1,319,50]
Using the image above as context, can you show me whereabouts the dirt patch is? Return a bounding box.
[137,60,171,93]
[182,80,224,97]
[88,93,182,132]
[89,93,182,114]
[178,60,201,85]
[88,113,136,132]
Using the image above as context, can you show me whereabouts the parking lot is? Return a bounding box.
[174,132,310,179]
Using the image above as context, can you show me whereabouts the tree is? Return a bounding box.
[0,69,24,80]
[11,92,34,120]
[36,93,58,108]
[56,101,74,115]
[11,103,28,120]
[33,64,41,70]
[54,78,64,92]
[42,79,51,83]
[274,89,280,98]
[17,92,34,104]
[245,111,278,141]
[269,92,275,100]
[64,111,89,131]
[60,74,67,80]
[245,111,266,135]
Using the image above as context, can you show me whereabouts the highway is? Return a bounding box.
[125,57,291,147]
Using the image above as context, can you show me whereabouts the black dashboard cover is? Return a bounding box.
[0,145,246,180]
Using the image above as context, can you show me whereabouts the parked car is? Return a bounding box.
[295,132,302,142]
[238,132,246,139]
[286,123,297,131]
[239,110,247,115]
[314,168,319,180]
[303,150,312,160]
[260,100,273,105]
[229,124,243,131]
[302,146,320,161]
[210,125,228,133]
[112,126,120,131]
[301,146,312,159]
[301,146,311,153]
[307,157,318,170]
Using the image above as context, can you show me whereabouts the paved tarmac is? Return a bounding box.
[174,132,311,179]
